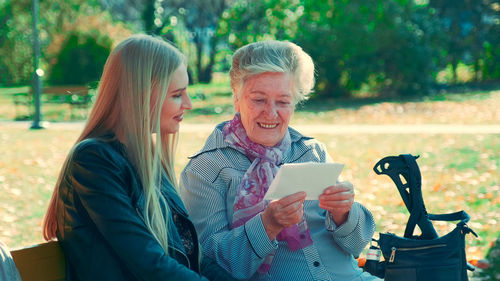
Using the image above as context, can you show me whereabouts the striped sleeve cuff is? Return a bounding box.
[244,213,278,258]
[326,202,361,237]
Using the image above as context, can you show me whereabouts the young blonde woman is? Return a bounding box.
[42,34,235,281]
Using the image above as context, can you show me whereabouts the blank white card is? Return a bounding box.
[264,162,344,200]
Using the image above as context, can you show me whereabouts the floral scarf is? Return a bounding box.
[223,113,313,273]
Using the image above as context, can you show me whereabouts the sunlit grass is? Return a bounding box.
[1,127,498,261]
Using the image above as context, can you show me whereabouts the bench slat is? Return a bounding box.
[11,241,66,281]
[29,85,90,96]
[13,85,93,120]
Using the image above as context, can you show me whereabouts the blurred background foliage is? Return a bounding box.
[48,31,112,85]
[0,0,499,97]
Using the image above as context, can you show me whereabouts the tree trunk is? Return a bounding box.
[451,58,458,84]
[142,0,155,34]
[195,37,203,84]
[199,35,219,83]
[196,0,227,84]
[473,59,480,82]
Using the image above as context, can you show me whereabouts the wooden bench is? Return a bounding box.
[10,241,66,281]
[13,85,93,119]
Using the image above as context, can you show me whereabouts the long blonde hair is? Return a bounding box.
[43,34,184,253]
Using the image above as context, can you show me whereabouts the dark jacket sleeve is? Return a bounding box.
[65,142,208,281]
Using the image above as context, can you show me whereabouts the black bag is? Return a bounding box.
[370,154,477,281]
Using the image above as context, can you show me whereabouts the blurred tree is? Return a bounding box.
[216,0,303,82]
[479,0,500,81]
[98,0,143,30]
[0,1,14,84]
[217,0,302,48]
[481,28,500,81]
[0,0,35,85]
[298,0,446,97]
[133,0,231,83]
[428,0,500,83]
[181,0,230,83]
[296,0,376,97]
[220,0,443,97]
[142,0,156,34]
[0,0,104,85]
[48,31,112,85]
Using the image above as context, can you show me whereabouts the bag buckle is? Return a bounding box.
[461,223,478,237]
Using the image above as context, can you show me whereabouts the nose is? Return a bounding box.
[265,102,278,118]
[182,93,192,110]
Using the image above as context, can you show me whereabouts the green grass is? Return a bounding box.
[2,82,500,124]
[1,128,498,262]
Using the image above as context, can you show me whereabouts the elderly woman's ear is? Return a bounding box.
[233,95,241,113]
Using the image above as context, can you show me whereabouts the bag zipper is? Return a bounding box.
[389,244,447,263]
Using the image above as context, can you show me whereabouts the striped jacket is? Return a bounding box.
[180,122,381,281]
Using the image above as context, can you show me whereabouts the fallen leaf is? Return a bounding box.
[433,183,443,192]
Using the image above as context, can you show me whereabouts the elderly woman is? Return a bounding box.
[180,40,380,281]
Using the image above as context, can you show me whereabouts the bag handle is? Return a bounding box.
[373,154,438,239]
[429,211,478,239]
[428,210,470,224]
[400,154,439,239]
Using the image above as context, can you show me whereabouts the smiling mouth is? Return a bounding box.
[258,122,278,129]
[174,114,184,121]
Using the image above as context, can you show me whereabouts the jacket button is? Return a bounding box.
[313,261,320,267]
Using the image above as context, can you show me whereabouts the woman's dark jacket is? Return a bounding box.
[55,136,230,281]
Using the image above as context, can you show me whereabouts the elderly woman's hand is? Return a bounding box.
[261,191,307,240]
[318,182,355,226]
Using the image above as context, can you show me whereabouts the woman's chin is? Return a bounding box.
[161,123,180,134]
[254,137,281,147]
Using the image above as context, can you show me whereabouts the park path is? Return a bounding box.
[2,121,500,134]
